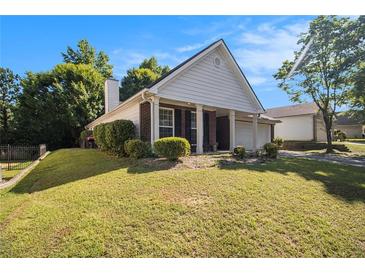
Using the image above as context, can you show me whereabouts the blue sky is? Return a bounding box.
[0,16,313,108]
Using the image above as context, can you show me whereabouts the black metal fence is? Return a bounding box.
[0,144,46,171]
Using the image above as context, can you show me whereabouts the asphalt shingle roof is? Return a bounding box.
[265,103,319,118]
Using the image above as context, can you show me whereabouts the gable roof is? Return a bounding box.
[266,102,319,118]
[148,39,265,112]
[147,39,222,89]
[335,112,364,125]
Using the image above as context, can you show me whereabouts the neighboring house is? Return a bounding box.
[86,39,279,153]
[265,103,327,142]
[334,112,365,138]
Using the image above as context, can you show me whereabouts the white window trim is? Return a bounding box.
[159,107,175,137]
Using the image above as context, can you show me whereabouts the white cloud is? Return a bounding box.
[234,20,309,87]
[176,42,206,53]
[109,48,184,78]
[239,33,269,45]
[245,75,268,85]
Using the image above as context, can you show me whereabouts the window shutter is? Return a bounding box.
[185,110,191,142]
[174,109,182,137]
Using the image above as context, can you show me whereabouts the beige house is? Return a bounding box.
[334,112,365,138]
[86,39,279,153]
[266,103,327,142]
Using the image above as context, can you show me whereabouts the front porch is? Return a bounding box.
[140,96,265,154]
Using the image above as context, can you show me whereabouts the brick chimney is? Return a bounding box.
[104,78,120,113]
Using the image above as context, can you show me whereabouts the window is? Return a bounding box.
[190,111,197,146]
[159,107,174,138]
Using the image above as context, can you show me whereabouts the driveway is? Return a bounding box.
[279,150,365,168]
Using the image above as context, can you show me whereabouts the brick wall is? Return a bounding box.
[140,102,151,142]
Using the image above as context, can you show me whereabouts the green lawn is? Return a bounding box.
[1,162,32,181]
[347,139,365,144]
[332,142,365,155]
[1,169,21,181]
[0,149,364,257]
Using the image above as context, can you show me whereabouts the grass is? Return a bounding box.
[1,162,32,181]
[342,143,365,154]
[0,149,364,258]
[1,169,21,181]
[346,139,365,144]
[291,142,365,156]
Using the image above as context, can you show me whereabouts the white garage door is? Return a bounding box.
[235,121,271,150]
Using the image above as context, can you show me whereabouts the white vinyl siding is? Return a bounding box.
[158,47,257,113]
[274,115,314,141]
[91,102,140,136]
[235,121,271,150]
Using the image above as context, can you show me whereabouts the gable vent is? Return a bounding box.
[214,57,221,67]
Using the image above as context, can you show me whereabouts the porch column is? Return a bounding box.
[252,113,258,152]
[150,101,154,144]
[153,96,160,142]
[229,110,236,151]
[196,104,203,154]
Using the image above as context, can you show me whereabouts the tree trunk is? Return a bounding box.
[323,114,334,153]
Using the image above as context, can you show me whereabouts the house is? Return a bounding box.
[86,39,279,153]
[334,112,365,138]
[265,102,327,142]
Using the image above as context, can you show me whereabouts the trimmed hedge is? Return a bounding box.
[93,120,135,156]
[153,137,190,161]
[233,146,246,159]
[125,139,152,159]
[263,142,279,159]
[93,123,107,150]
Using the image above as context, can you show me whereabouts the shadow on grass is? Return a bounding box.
[10,149,177,194]
[217,157,365,203]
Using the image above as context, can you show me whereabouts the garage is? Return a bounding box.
[235,121,271,150]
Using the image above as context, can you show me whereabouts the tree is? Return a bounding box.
[119,57,169,101]
[62,39,113,79]
[274,16,364,152]
[348,62,365,122]
[348,18,365,122]
[15,63,104,149]
[0,67,20,144]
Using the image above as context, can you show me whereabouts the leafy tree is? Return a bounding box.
[0,67,20,144]
[348,62,365,122]
[274,16,364,152]
[15,63,104,149]
[347,17,365,122]
[62,39,113,79]
[120,57,169,101]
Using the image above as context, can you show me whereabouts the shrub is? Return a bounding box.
[94,123,107,150]
[233,146,246,159]
[80,129,93,141]
[153,137,190,161]
[94,120,135,155]
[79,129,93,148]
[334,129,347,142]
[273,137,284,147]
[263,142,279,159]
[125,139,152,159]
